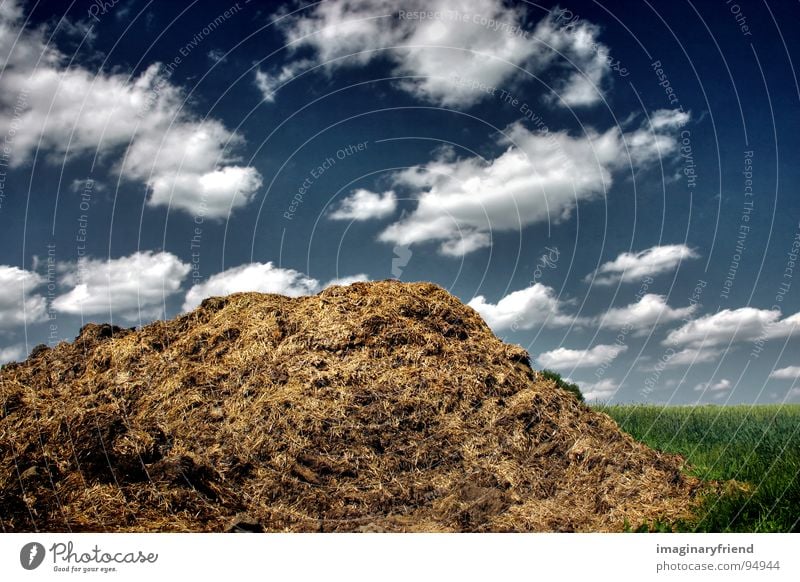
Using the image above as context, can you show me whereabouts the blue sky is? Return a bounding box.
[0,0,799,404]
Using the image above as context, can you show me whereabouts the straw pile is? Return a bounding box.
[0,280,701,532]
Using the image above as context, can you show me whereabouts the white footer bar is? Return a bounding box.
[2,533,797,581]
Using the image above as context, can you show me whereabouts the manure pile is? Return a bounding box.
[1,281,701,532]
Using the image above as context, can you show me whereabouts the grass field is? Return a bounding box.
[595,404,800,532]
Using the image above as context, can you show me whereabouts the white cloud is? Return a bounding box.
[144,163,263,218]
[183,262,319,311]
[324,274,371,287]
[182,261,370,311]
[70,178,105,193]
[661,347,724,368]
[536,12,610,107]
[0,266,47,329]
[0,1,60,71]
[578,378,619,402]
[0,3,261,218]
[255,69,287,103]
[470,285,695,335]
[375,112,687,256]
[663,307,800,348]
[649,109,691,130]
[329,189,397,221]
[263,2,685,255]
[597,294,696,331]
[440,231,491,256]
[276,0,614,108]
[254,59,313,102]
[207,49,227,64]
[770,366,800,380]
[0,345,25,364]
[536,343,627,369]
[468,283,575,331]
[52,252,190,320]
[693,378,732,392]
[586,244,699,285]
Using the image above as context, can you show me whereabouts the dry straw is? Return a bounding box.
[1,280,702,531]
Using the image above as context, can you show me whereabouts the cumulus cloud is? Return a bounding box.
[770,366,800,380]
[374,112,687,256]
[183,262,319,311]
[469,284,695,334]
[468,283,576,331]
[597,294,696,331]
[439,231,492,257]
[272,0,614,108]
[578,378,619,402]
[663,307,800,348]
[661,347,724,368]
[329,189,397,221]
[254,59,313,102]
[182,262,369,311]
[586,244,699,285]
[536,343,627,369]
[536,10,612,107]
[0,345,26,364]
[693,378,732,393]
[0,2,261,218]
[324,273,371,287]
[52,252,190,320]
[137,133,258,221]
[0,266,48,329]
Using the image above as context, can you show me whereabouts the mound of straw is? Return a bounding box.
[0,280,701,532]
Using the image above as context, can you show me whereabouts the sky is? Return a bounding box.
[0,0,799,404]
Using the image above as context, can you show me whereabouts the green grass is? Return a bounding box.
[594,404,800,532]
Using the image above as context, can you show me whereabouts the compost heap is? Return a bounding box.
[0,280,701,532]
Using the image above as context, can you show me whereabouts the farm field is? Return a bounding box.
[597,404,800,532]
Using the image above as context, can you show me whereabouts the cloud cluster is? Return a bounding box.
[0,2,261,218]
[182,262,369,311]
[52,252,191,321]
[0,266,47,328]
[262,0,614,108]
[469,282,694,334]
[578,378,619,402]
[373,111,687,256]
[0,254,194,329]
[0,252,369,330]
[664,307,800,348]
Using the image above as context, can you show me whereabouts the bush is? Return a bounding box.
[540,369,585,402]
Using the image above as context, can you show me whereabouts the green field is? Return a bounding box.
[595,404,800,532]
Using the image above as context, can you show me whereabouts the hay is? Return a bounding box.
[0,280,701,532]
